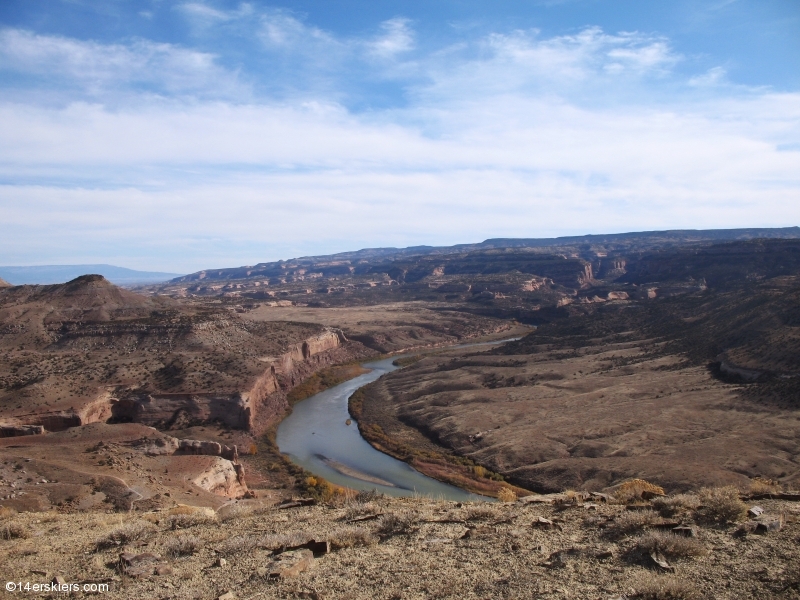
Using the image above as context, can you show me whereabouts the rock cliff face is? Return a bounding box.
[247,328,371,434]
[106,328,364,435]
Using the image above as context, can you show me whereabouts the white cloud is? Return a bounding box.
[178,2,254,27]
[689,66,728,86]
[367,18,415,58]
[0,28,246,99]
[0,22,797,270]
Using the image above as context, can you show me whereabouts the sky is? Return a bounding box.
[0,0,798,273]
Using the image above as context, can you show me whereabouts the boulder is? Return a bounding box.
[647,551,675,572]
[264,549,314,579]
[755,514,784,534]
[119,552,163,578]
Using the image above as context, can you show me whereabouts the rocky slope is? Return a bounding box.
[354,240,800,494]
[0,485,797,599]
[0,275,373,435]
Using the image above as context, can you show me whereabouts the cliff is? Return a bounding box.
[104,328,370,435]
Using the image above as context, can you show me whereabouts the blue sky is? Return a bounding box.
[0,0,798,272]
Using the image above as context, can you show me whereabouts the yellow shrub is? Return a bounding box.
[497,487,517,503]
[473,465,487,478]
[614,478,665,504]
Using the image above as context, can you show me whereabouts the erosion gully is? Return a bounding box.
[276,338,519,501]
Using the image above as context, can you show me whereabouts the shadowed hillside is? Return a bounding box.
[355,239,800,493]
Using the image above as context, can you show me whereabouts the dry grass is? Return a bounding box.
[0,506,17,520]
[633,573,702,600]
[164,534,202,559]
[218,534,259,556]
[218,504,253,522]
[377,510,419,536]
[167,512,217,530]
[343,501,380,521]
[749,477,781,495]
[697,486,746,525]
[635,531,707,559]
[258,531,314,550]
[464,505,498,522]
[329,526,378,549]
[218,503,272,522]
[0,521,29,540]
[606,510,661,538]
[652,494,701,518]
[614,479,666,504]
[96,520,156,550]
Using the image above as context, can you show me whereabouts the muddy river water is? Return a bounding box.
[276,339,517,501]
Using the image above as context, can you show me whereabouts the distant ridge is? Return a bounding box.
[170,226,800,284]
[0,264,182,286]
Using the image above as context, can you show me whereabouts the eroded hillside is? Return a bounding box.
[355,240,800,494]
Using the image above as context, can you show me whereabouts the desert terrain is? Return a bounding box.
[1,230,799,599]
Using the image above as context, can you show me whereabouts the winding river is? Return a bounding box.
[276,339,518,501]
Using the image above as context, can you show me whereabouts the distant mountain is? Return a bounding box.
[169,226,800,284]
[0,264,182,286]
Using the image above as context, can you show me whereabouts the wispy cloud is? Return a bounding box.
[0,28,247,100]
[0,13,797,271]
[367,18,415,58]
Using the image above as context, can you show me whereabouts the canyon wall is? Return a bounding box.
[0,327,369,436]
[109,327,365,434]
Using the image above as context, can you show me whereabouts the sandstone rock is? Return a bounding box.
[672,525,698,538]
[648,551,675,572]
[543,549,580,569]
[119,552,162,578]
[52,576,67,586]
[0,424,45,437]
[278,498,316,509]
[519,493,567,505]
[215,557,228,568]
[589,492,612,503]
[135,436,180,456]
[283,539,329,557]
[532,516,560,530]
[746,492,800,501]
[191,457,248,498]
[218,592,236,600]
[755,514,784,534]
[266,549,314,579]
[748,506,764,518]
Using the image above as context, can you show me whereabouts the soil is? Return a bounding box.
[0,491,798,599]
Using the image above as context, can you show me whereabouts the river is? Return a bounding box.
[276,338,519,501]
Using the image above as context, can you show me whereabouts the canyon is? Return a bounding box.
[0,230,799,600]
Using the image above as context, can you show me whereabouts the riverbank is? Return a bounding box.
[349,384,530,500]
[259,329,530,501]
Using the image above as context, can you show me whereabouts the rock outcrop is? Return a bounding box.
[191,456,247,497]
[0,277,11,288]
[130,434,247,497]
[0,424,45,437]
[108,328,362,435]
